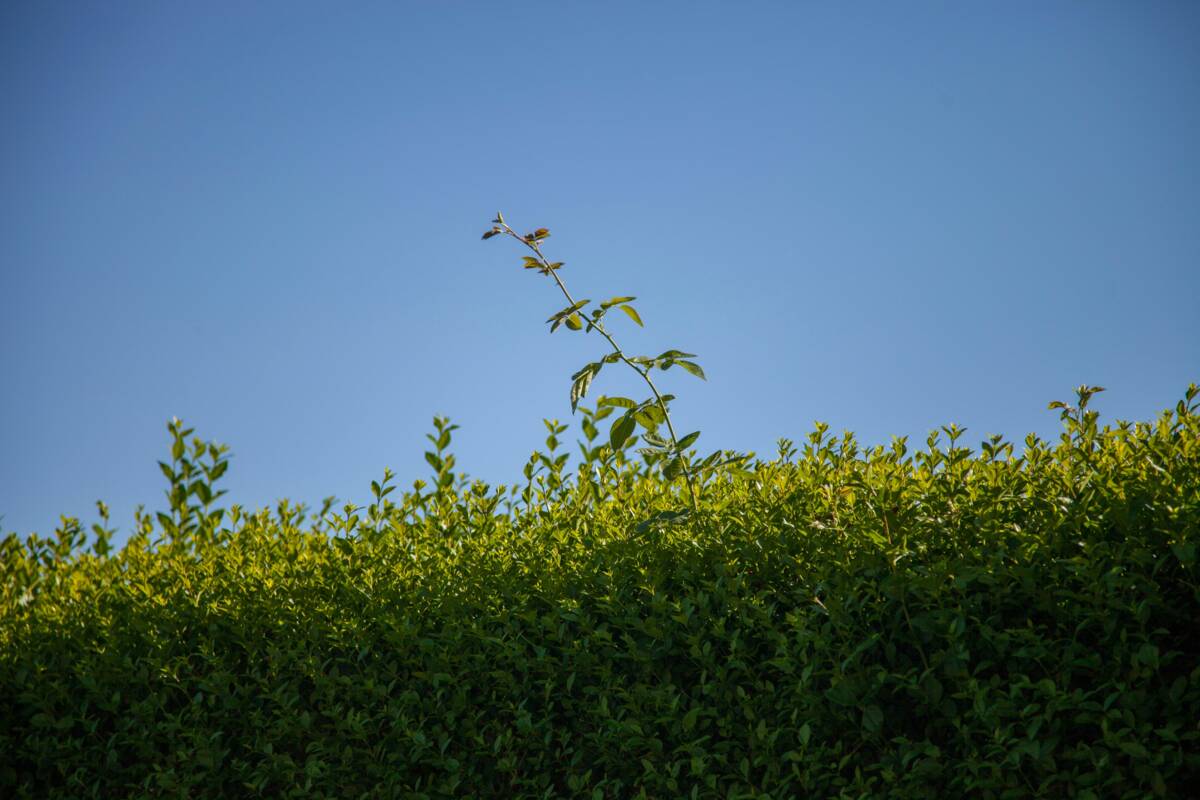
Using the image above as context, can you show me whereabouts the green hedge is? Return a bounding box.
[2,388,1198,798]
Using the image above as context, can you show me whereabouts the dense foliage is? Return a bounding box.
[2,386,1198,798]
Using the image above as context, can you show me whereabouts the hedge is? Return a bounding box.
[2,386,1198,798]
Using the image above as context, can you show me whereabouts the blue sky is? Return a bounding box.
[3,1,1198,540]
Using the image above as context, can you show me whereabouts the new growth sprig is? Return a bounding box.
[484,212,738,513]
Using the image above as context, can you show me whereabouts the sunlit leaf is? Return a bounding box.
[619,305,643,326]
[601,296,636,309]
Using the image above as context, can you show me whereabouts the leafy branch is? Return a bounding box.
[483,213,714,512]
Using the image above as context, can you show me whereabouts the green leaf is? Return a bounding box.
[619,305,643,326]
[662,456,684,481]
[598,395,637,409]
[562,300,591,318]
[677,430,701,450]
[633,410,658,432]
[642,404,666,424]
[677,360,706,380]
[609,413,636,451]
[642,431,671,449]
[682,707,700,732]
[547,300,590,325]
[564,313,583,330]
[570,365,599,411]
[571,362,601,382]
[656,349,696,360]
[601,296,636,309]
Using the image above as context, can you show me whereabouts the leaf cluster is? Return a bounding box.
[483,214,728,512]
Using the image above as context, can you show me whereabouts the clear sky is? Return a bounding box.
[3,1,1198,540]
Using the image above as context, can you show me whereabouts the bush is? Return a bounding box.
[2,385,1198,799]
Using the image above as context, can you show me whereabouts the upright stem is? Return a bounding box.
[499,224,700,512]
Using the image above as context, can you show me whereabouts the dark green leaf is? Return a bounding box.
[609,413,636,451]
[570,366,597,411]
[571,362,601,382]
[662,456,684,481]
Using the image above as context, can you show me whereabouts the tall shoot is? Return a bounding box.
[483,213,716,512]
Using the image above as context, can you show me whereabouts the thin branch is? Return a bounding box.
[497,223,700,512]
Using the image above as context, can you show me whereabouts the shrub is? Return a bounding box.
[2,382,1198,798]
